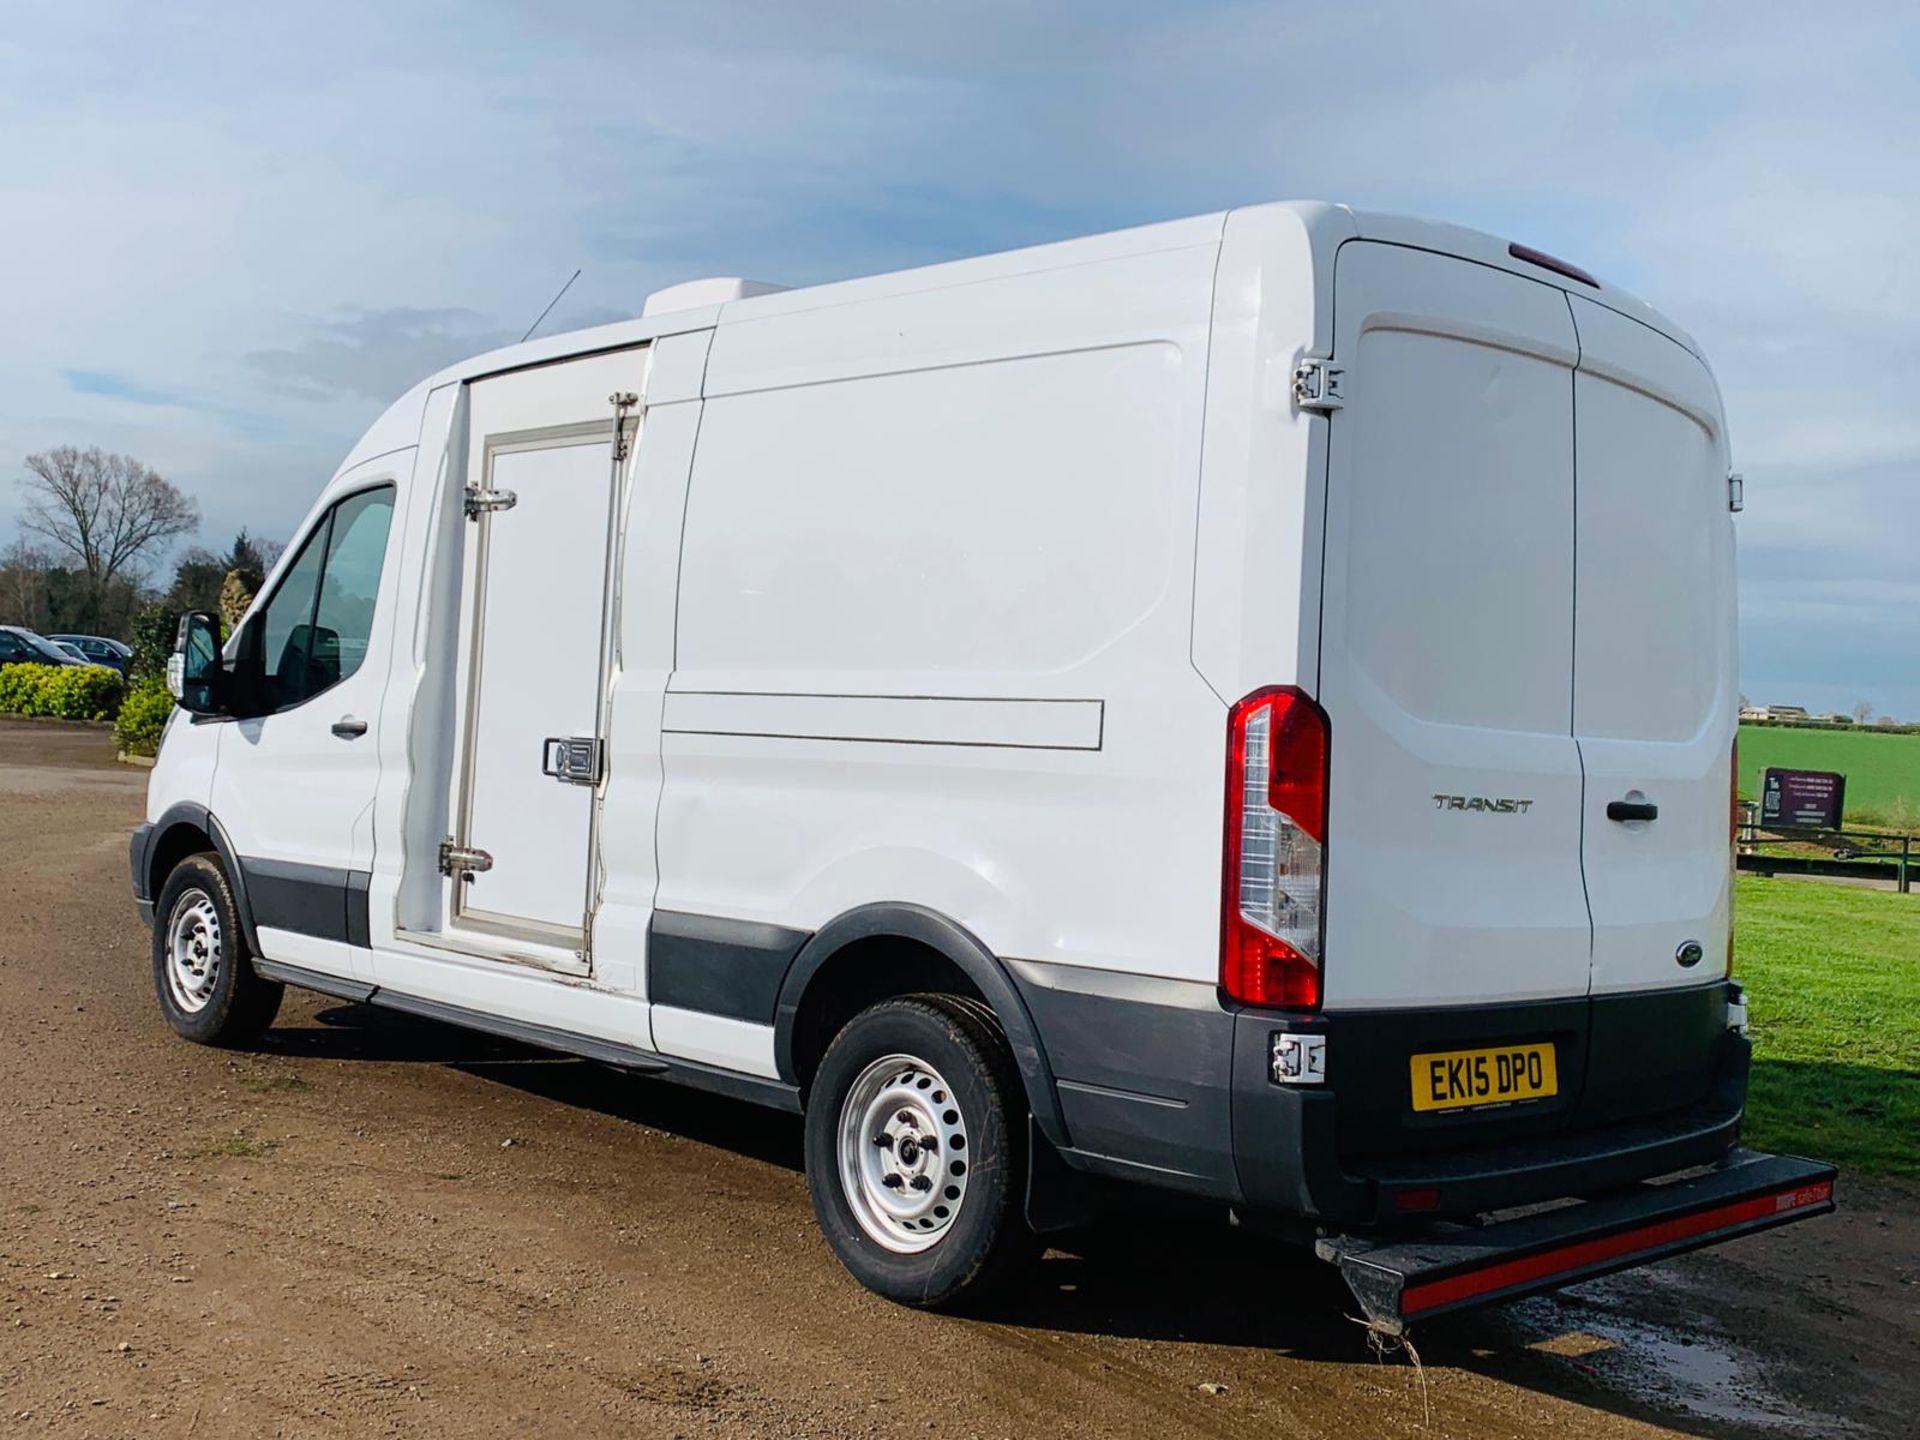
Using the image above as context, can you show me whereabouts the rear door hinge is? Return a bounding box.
[610,391,640,461]
[438,839,494,879]
[1292,356,1346,413]
[1727,471,1744,513]
[464,485,517,520]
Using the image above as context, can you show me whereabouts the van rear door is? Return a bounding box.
[1569,296,1736,1002]
[1317,242,1592,1012]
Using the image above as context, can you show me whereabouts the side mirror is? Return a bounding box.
[169,611,226,715]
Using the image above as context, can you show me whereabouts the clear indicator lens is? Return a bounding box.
[1238,704,1323,963]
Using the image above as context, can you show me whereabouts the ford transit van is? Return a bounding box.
[131,202,1833,1330]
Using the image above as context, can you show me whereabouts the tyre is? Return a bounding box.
[805,994,1033,1308]
[151,852,284,1046]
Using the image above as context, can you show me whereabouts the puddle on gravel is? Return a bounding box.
[1504,1273,1853,1436]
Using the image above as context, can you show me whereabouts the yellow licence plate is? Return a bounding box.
[1410,1043,1558,1113]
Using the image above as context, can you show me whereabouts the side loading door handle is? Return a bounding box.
[1606,798,1658,822]
[331,716,369,739]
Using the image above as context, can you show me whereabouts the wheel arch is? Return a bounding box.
[774,902,1069,1149]
[145,803,261,952]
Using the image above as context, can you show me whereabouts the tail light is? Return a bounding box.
[1222,687,1329,1009]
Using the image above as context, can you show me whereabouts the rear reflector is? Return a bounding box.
[1320,1150,1837,1334]
[1508,241,1600,289]
[1402,1178,1832,1318]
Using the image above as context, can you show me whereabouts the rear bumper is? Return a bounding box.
[1232,1015,1753,1226]
[1318,1147,1836,1333]
[1014,966,1757,1230]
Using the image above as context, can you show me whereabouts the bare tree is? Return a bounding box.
[18,446,199,589]
[1853,699,1874,725]
[0,539,53,628]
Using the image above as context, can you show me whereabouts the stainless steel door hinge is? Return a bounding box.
[1292,357,1346,413]
[438,839,494,879]
[610,391,640,461]
[1728,471,1745,513]
[464,485,517,520]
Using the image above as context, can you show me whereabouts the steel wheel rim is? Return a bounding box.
[165,888,222,1015]
[837,1052,972,1254]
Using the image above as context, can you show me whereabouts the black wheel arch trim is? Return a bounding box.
[142,805,372,951]
[144,802,263,954]
[772,901,1070,1150]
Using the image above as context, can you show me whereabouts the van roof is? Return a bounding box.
[1339,206,1704,359]
[340,201,1706,476]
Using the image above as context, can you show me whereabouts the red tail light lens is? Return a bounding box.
[1222,687,1330,1009]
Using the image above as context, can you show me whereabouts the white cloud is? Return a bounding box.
[0,0,1914,709]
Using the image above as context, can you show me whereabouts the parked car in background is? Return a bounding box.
[47,634,133,675]
[0,626,89,666]
[49,641,92,665]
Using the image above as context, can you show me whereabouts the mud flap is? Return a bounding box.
[1025,1115,1091,1234]
[1317,1148,1835,1334]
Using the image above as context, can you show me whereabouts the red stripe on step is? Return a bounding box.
[1401,1180,1833,1316]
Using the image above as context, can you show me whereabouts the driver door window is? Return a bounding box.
[248,486,395,712]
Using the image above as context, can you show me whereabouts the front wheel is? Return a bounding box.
[151,853,284,1046]
[804,995,1032,1308]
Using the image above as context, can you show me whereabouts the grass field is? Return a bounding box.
[1739,723,1920,826]
[1736,874,1920,1177]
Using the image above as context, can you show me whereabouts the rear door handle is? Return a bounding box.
[331,716,369,739]
[1606,799,1658,822]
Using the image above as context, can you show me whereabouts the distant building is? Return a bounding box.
[1739,704,1850,726]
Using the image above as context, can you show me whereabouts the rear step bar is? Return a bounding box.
[1317,1148,1835,1334]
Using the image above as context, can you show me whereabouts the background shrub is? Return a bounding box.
[0,662,125,721]
[129,603,180,682]
[0,664,39,713]
[113,674,176,757]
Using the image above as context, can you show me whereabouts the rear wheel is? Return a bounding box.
[805,994,1032,1308]
[152,853,283,1046]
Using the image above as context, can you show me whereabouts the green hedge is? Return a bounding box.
[0,662,126,721]
[113,674,176,757]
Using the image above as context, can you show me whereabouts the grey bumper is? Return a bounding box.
[1009,962,1752,1229]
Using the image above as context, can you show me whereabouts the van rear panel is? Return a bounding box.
[1316,241,1592,1013]
[1301,231,1739,1160]
[1568,295,1737,998]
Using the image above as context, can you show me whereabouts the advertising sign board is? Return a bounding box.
[1760,768,1846,829]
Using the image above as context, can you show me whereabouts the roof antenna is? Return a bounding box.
[520,267,582,343]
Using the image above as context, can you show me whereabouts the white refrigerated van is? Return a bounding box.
[133,202,1832,1329]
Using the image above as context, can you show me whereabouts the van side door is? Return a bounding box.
[437,348,649,972]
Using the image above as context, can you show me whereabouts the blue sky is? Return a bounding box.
[2,2,1915,715]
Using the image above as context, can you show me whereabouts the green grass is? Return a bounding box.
[1736,874,1920,1177]
[1739,723,1920,827]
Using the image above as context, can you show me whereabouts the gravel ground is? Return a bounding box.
[1,716,1911,1439]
